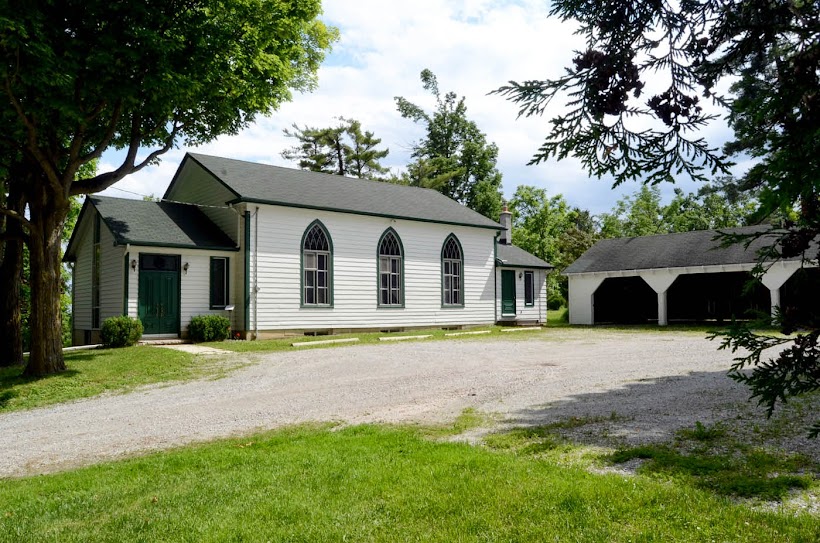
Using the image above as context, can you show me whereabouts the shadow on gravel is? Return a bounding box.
[504,369,819,459]
[493,370,820,502]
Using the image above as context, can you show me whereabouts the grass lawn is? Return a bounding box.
[1,423,817,542]
[0,346,236,413]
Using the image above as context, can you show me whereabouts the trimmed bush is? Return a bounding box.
[188,315,231,343]
[101,316,144,347]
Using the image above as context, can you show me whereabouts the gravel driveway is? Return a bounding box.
[1,329,813,478]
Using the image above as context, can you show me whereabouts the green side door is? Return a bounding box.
[138,255,180,335]
[501,269,516,316]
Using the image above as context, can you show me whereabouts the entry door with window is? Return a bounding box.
[138,254,180,335]
[501,269,516,316]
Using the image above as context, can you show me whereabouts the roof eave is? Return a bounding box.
[115,240,240,252]
[228,197,503,231]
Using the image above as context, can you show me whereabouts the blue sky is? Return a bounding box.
[99,0,735,214]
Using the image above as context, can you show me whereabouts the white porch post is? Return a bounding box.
[657,290,669,326]
[642,271,679,326]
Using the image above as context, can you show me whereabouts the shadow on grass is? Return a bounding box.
[493,368,819,501]
[0,364,81,408]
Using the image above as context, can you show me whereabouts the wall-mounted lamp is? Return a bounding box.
[183,262,190,275]
[518,272,523,279]
[131,259,137,271]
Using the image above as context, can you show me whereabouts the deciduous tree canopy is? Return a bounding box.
[1,0,337,376]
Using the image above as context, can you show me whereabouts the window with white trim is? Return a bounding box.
[378,229,403,306]
[210,257,229,309]
[302,222,331,306]
[524,271,535,306]
[442,235,463,306]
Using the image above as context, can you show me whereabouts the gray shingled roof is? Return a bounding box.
[180,153,503,230]
[496,244,553,269]
[564,225,809,274]
[65,196,237,260]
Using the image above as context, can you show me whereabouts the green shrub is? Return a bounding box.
[101,316,144,347]
[547,293,566,310]
[188,315,231,343]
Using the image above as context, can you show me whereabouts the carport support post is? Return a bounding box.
[641,272,679,326]
[761,263,800,323]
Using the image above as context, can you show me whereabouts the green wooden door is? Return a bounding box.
[138,255,180,335]
[501,270,516,316]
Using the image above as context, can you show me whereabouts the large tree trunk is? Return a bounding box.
[23,190,69,377]
[0,183,26,367]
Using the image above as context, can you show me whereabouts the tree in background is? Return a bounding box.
[496,0,819,434]
[509,186,598,306]
[599,182,757,239]
[599,186,665,239]
[1,0,336,376]
[281,117,389,178]
[396,69,503,220]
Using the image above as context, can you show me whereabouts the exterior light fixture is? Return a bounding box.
[131,259,137,271]
[183,262,190,275]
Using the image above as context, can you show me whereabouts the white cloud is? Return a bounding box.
[99,0,732,215]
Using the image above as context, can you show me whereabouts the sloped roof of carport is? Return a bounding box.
[64,196,237,261]
[174,153,503,230]
[564,225,813,274]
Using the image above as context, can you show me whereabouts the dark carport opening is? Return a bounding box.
[593,276,657,324]
[781,268,820,325]
[667,271,769,323]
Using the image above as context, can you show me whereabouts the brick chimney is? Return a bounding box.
[499,201,512,245]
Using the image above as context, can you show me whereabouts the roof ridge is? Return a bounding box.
[187,152,475,200]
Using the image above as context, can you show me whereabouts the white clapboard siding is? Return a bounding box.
[72,217,92,330]
[246,205,496,330]
[164,160,240,242]
[125,247,239,332]
[495,267,548,323]
[99,226,125,322]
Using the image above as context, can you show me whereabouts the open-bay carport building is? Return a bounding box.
[564,226,819,325]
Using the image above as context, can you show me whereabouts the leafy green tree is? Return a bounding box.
[496,0,819,433]
[281,118,389,178]
[599,186,665,239]
[396,69,503,220]
[599,183,757,239]
[1,0,336,376]
[509,186,596,304]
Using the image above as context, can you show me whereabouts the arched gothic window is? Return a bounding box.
[302,221,332,306]
[441,235,463,306]
[378,229,404,306]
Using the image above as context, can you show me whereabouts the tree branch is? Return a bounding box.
[70,118,183,195]
[78,100,123,164]
[3,78,64,195]
[0,207,34,232]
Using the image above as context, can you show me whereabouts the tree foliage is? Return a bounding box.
[281,118,389,178]
[1,0,336,376]
[510,186,598,305]
[599,182,757,238]
[396,69,503,220]
[497,0,820,434]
